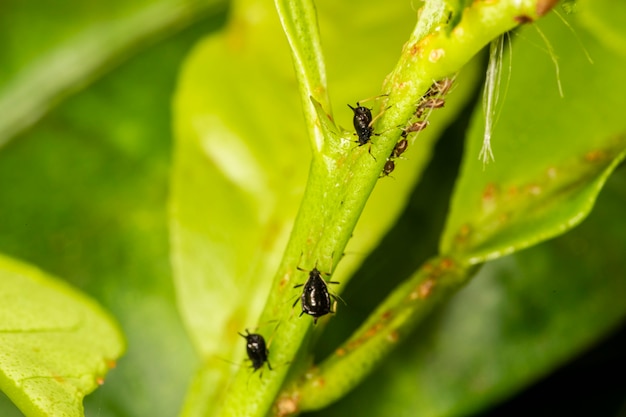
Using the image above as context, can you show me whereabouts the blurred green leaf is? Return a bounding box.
[171,0,306,354]
[171,2,309,414]
[0,13,219,417]
[0,254,124,417]
[441,10,626,263]
[577,0,626,57]
[0,0,226,147]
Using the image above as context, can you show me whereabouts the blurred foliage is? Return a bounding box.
[0,255,124,417]
[441,11,626,263]
[0,0,625,416]
[0,1,227,416]
[0,0,226,145]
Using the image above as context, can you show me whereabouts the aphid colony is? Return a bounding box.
[238,78,454,374]
[238,262,339,376]
[382,77,454,177]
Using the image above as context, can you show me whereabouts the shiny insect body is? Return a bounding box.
[238,329,272,372]
[294,266,339,324]
[348,103,375,147]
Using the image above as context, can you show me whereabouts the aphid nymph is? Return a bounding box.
[380,159,396,177]
[348,103,374,147]
[415,97,445,118]
[420,97,445,110]
[238,329,272,373]
[294,265,339,324]
[392,138,409,157]
[427,78,454,97]
[401,120,429,138]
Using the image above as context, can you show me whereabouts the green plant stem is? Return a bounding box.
[274,0,331,152]
[285,257,472,411]
[217,1,555,416]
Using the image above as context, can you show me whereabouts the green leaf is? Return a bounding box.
[0,14,215,417]
[577,0,626,57]
[0,255,124,417]
[0,0,226,147]
[170,2,309,414]
[440,10,626,263]
[171,0,316,352]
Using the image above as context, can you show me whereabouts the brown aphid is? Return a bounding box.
[421,97,445,109]
[392,138,409,157]
[415,97,445,118]
[428,78,454,96]
[401,120,429,138]
[380,159,395,178]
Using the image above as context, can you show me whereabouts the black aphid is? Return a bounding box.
[294,266,339,324]
[347,103,374,147]
[238,329,272,372]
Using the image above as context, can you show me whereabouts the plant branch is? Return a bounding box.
[282,257,472,412]
[274,0,331,152]
[217,0,557,416]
